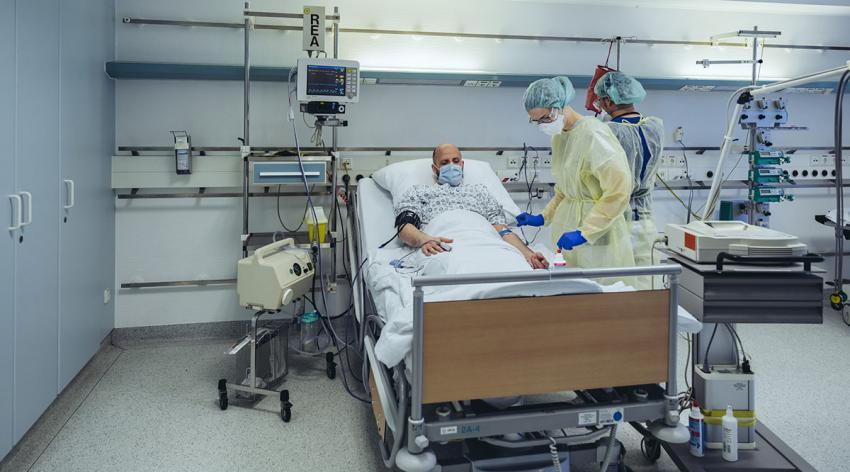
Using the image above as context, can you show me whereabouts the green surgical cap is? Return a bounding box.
[523,76,575,111]
[594,71,646,105]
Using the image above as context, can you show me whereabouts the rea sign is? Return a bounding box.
[302,6,325,53]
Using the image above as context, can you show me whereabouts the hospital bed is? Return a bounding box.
[349,176,693,472]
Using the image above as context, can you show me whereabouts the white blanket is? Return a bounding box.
[368,209,644,367]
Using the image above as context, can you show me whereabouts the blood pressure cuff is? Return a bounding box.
[394,210,422,231]
[379,210,422,249]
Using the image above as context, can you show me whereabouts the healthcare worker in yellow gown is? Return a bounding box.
[516,76,636,284]
[594,71,665,290]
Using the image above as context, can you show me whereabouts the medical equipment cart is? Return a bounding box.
[646,250,821,472]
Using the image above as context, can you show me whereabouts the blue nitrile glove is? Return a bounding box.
[557,230,587,251]
[516,212,545,227]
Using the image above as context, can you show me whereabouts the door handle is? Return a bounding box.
[7,194,22,231]
[63,179,75,209]
[19,191,32,227]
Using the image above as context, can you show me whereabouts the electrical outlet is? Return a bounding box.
[673,126,685,142]
[507,157,520,168]
[541,156,552,167]
[530,157,540,168]
[341,158,353,171]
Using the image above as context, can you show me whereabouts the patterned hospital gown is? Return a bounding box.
[395,183,506,226]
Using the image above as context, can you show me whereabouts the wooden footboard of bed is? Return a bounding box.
[421,290,670,404]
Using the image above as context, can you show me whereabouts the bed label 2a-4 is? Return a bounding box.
[440,425,480,435]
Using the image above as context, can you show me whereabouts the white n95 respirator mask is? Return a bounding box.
[538,115,565,136]
[437,164,463,186]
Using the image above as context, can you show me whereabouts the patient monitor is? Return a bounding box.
[237,239,314,311]
[296,58,360,104]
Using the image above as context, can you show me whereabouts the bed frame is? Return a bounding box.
[359,265,683,471]
[346,184,684,471]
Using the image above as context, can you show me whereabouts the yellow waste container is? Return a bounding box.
[305,207,328,243]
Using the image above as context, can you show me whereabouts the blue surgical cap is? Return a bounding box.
[523,76,575,111]
[594,71,646,105]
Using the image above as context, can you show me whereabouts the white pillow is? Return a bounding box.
[371,159,521,221]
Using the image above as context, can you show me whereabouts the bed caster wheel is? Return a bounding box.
[217,379,228,411]
[641,436,661,463]
[280,389,292,423]
[326,352,337,379]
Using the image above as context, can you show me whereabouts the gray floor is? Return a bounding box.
[3,310,848,472]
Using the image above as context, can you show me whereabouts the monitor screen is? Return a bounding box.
[306,64,346,97]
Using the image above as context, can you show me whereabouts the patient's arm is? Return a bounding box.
[399,224,453,256]
[493,224,549,269]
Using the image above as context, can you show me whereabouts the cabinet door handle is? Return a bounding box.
[63,180,75,209]
[7,194,22,231]
[19,191,32,227]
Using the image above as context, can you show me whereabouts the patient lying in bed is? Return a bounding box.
[394,144,548,269]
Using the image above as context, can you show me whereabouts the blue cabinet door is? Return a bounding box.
[58,0,115,390]
[0,0,17,459]
[13,0,60,441]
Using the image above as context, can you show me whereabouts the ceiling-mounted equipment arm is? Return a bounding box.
[700,61,850,220]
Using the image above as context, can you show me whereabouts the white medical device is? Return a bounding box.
[665,221,807,263]
[237,239,314,311]
[296,58,360,103]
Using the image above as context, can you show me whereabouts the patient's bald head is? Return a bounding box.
[432,144,463,177]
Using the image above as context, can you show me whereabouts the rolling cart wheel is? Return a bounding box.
[280,390,293,423]
[640,436,661,462]
[217,379,228,411]
[830,293,844,311]
[326,352,337,380]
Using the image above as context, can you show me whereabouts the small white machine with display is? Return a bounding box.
[666,220,807,263]
[237,238,314,311]
[219,238,315,421]
[296,57,360,103]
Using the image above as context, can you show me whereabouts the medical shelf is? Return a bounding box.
[119,274,350,290]
[116,145,850,154]
[115,188,333,199]
[663,422,817,472]
[110,179,850,199]
[665,253,825,324]
[120,278,236,289]
[242,231,336,250]
[105,61,848,92]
